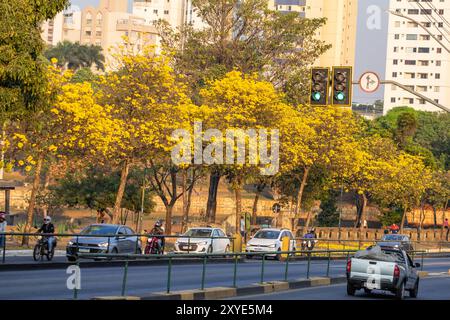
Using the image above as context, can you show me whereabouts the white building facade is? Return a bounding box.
[384,0,450,113]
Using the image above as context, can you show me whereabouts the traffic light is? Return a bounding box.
[331,66,353,107]
[309,67,330,106]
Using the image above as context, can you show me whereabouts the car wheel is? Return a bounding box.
[363,288,372,295]
[108,247,118,261]
[275,248,281,261]
[347,283,356,296]
[67,256,77,262]
[223,245,230,258]
[395,281,405,300]
[409,280,419,298]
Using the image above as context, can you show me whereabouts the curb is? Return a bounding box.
[92,276,347,300]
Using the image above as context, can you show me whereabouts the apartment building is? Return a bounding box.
[132,0,207,29]
[268,0,359,67]
[41,0,159,70]
[383,0,450,113]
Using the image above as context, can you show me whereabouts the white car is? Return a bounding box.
[174,227,231,254]
[246,228,296,260]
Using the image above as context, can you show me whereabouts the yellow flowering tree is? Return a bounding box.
[96,45,196,228]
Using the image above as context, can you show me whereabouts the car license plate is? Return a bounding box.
[79,248,90,253]
[365,280,380,290]
[181,246,190,250]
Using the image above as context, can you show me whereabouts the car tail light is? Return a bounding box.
[346,259,351,273]
[394,265,400,278]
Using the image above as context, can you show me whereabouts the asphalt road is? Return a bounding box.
[0,257,449,300]
[231,275,450,300]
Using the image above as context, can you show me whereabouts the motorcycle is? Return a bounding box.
[301,235,317,254]
[144,236,163,255]
[33,235,57,261]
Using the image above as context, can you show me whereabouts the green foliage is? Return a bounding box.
[317,189,340,227]
[0,0,69,116]
[48,166,156,214]
[71,67,99,84]
[44,41,105,71]
[379,207,403,227]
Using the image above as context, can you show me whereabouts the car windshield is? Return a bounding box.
[184,229,212,237]
[80,225,118,235]
[254,230,280,239]
[382,235,404,241]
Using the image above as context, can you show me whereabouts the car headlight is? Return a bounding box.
[68,241,74,246]
[98,242,109,247]
[268,244,276,248]
[197,241,208,245]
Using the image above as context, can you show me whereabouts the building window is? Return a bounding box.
[392,72,398,78]
[153,9,158,14]
[435,73,440,79]
[393,59,398,65]
[85,30,91,36]
[434,86,440,92]
[394,34,400,39]
[405,60,416,65]
[406,34,417,40]
[164,10,169,14]
[391,98,396,103]
[436,60,441,66]
[418,47,430,53]
[418,73,428,79]
[437,48,442,54]
[96,31,101,37]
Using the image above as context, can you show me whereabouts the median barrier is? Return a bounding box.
[93,276,347,300]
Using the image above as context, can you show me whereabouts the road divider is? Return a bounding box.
[92,276,347,300]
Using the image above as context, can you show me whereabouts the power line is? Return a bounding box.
[424,0,450,30]
[411,1,450,44]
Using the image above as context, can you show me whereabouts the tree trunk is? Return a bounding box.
[356,193,368,231]
[165,205,173,235]
[234,176,243,234]
[295,167,310,234]
[206,171,220,223]
[112,160,130,224]
[400,207,408,233]
[181,169,195,233]
[23,153,44,246]
[251,183,265,225]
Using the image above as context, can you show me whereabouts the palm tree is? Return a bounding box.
[44,41,105,71]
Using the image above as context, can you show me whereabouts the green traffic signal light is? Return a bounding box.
[312,92,322,101]
[335,91,345,101]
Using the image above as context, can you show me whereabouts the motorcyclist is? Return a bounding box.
[36,216,56,253]
[149,220,165,253]
[302,228,317,251]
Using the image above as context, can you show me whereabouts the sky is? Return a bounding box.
[71,0,389,104]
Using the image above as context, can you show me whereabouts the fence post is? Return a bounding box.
[201,254,207,290]
[306,254,311,279]
[326,251,331,277]
[107,236,110,253]
[73,261,80,300]
[233,254,238,288]
[284,253,290,281]
[167,257,172,294]
[260,254,265,284]
[121,260,129,296]
[2,234,5,264]
[188,237,191,254]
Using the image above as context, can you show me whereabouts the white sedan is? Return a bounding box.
[174,227,231,254]
[246,228,296,260]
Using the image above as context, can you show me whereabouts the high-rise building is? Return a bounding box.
[41,0,159,70]
[132,0,206,29]
[383,0,450,113]
[268,0,359,67]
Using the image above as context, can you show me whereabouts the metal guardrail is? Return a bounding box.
[74,248,431,300]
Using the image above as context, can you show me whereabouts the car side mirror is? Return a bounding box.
[415,263,421,268]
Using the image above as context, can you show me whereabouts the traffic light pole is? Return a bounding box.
[352,80,449,113]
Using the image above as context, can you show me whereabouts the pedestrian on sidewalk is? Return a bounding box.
[444,218,449,241]
[0,212,7,251]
